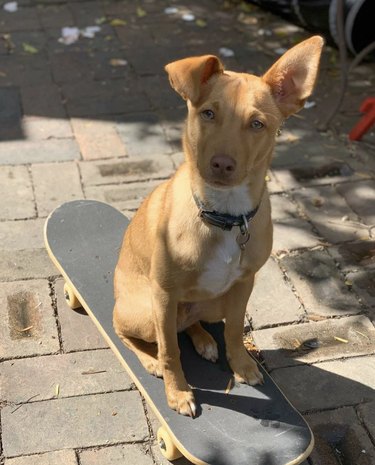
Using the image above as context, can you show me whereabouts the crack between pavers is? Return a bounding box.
[48,277,64,354]
[302,400,375,416]
[355,404,375,448]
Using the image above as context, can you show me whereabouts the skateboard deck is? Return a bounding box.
[44,200,313,465]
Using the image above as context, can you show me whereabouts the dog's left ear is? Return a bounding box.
[165,55,224,104]
[262,36,324,117]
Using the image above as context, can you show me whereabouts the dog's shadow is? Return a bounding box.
[173,322,374,465]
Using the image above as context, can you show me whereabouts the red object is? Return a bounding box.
[349,97,375,141]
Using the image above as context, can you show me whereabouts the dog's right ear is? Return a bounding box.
[165,55,224,104]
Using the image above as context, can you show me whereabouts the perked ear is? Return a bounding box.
[165,55,224,104]
[262,36,324,117]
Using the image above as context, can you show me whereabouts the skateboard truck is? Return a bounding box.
[349,97,375,141]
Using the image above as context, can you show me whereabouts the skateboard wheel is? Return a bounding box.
[63,283,82,309]
[157,427,182,461]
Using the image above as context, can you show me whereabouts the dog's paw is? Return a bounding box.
[190,328,218,363]
[167,388,196,417]
[142,358,163,378]
[230,355,264,386]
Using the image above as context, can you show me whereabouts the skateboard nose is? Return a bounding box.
[210,155,237,178]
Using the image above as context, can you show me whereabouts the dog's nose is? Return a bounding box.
[210,155,236,177]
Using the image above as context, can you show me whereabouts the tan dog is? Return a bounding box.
[114,36,323,417]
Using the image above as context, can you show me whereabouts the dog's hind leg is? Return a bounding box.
[186,322,218,363]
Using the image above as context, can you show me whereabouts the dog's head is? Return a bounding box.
[165,36,324,189]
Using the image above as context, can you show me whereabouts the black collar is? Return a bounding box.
[193,193,259,231]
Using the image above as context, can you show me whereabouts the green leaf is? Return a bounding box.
[22,43,38,54]
[136,7,146,18]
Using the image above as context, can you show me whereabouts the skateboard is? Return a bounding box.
[44,200,314,465]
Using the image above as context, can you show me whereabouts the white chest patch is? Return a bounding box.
[198,230,242,296]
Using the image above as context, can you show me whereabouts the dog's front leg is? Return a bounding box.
[224,276,264,385]
[151,282,196,417]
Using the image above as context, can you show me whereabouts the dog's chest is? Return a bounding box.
[198,231,243,295]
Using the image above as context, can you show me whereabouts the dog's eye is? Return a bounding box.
[250,120,264,130]
[200,109,215,121]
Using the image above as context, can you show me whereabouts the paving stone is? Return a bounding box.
[0,249,57,281]
[272,218,321,253]
[0,55,52,87]
[0,139,80,165]
[0,87,22,120]
[158,107,185,152]
[253,315,375,369]
[247,258,302,329]
[7,31,48,56]
[71,118,126,160]
[23,117,73,140]
[0,8,40,32]
[306,407,375,465]
[266,170,284,194]
[1,349,132,404]
[84,180,161,211]
[0,166,35,220]
[38,4,74,29]
[116,113,172,157]
[5,450,78,465]
[0,279,59,360]
[270,194,299,221]
[0,118,24,141]
[79,157,175,186]
[271,356,375,412]
[292,186,367,243]
[141,75,183,110]
[31,162,83,217]
[357,401,375,443]
[336,180,375,226]
[21,84,66,119]
[55,279,109,352]
[281,249,361,317]
[345,270,375,310]
[62,79,150,117]
[0,218,44,250]
[115,23,154,49]
[171,151,184,169]
[80,444,153,465]
[328,240,375,273]
[69,0,105,27]
[2,391,148,457]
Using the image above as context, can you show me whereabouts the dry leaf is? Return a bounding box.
[22,42,38,54]
[136,7,146,18]
[312,197,324,207]
[334,336,348,343]
[110,18,127,27]
[195,19,207,27]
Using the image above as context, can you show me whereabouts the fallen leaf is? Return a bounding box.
[345,279,353,287]
[110,18,127,27]
[225,377,233,394]
[95,16,107,25]
[312,197,324,207]
[109,58,128,67]
[308,313,326,322]
[136,6,146,17]
[334,336,348,343]
[195,19,207,27]
[22,42,38,54]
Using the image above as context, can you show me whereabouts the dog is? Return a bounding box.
[113,36,324,417]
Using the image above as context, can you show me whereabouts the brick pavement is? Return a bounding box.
[0,1,374,464]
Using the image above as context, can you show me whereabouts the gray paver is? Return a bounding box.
[79,156,175,186]
[253,315,375,369]
[84,180,161,211]
[272,218,321,253]
[5,450,78,465]
[271,356,375,412]
[281,249,361,317]
[0,249,57,281]
[0,219,45,250]
[0,279,59,360]
[71,118,126,160]
[357,401,375,443]
[270,194,299,221]
[2,391,148,457]
[55,279,109,352]
[247,258,302,329]
[292,186,368,243]
[306,407,375,465]
[116,113,173,157]
[31,162,83,217]
[336,180,375,226]
[0,139,80,165]
[79,444,152,465]
[0,165,35,220]
[23,117,73,140]
[1,349,132,404]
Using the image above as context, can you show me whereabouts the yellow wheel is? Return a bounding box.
[63,282,82,309]
[157,427,182,461]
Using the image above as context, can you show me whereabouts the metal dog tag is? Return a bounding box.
[236,215,250,250]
